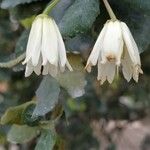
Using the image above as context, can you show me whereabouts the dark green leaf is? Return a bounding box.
[35,129,56,150]
[22,103,41,126]
[1,0,40,9]
[15,30,29,55]
[50,0,74,24]
[7,125,39,143]
[65,34,94,59]
[59,0,100,37]
[33,76,60,117]
[1,101,35,125]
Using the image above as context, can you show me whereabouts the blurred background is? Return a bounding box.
[0,0,149,150]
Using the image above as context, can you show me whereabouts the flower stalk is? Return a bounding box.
[43,0,60,15]
[102,0,117,21]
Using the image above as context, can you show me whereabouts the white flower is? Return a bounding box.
[85,20,143,84]
[22,14,72,77]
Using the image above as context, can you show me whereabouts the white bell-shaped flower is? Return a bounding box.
[86,20,143,84]
[22,14,72,77]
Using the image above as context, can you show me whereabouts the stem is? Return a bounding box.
[102,0,117,20]
[43,0,60,15]
[0,53,25,68]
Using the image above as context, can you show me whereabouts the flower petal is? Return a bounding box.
[23,17,43,65]
[41,17,58,66]
[97,59,116,84]
[53,20,67,68]
[101,21,123,65]
[33,56,42,75]
[42,63,58,77]
[25,60,34,77]
[121,22,141,65]
[121,46,133,82]
[85,22,108,72]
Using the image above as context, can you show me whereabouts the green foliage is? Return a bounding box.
[15,30,29,55]
[1,0,40,9]
[58,0,100,37]
[7,125,39,143]
[33,76,60,117]
[35,129,56,150]
[0,0,149,149]
[1,101,36,125]
[22,103,41,126]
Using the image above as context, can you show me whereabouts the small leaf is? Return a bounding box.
[22,103,41,126]
[33,76,60,117]
[1,0,40,9]
[1,101,35,125]
[56,54,86,98]
[7,125,39,144]
[50,0,74,24]
[59,0,100,37]
[35,129,56,150]
[15,30,29,55]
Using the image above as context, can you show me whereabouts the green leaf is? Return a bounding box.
[15,30,29,55]
[59,0,100,37]
[67,98,86,112]
[35,129,56,150]
[0,126,9,144]
[50,0,74,23]
[22,103,41,126]
[33,76,60,117]
[7,125,39,143]
[1,0,40,9]
[65,34,94,57]
[1,101,35,125]
[122,0,150,12]
[56,54,86,98]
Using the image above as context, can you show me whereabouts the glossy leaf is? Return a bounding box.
[35,129,56,150]
[1,101,35,125]
[59,0,100,37]
[33,76,60,117]
[7,125,39,143]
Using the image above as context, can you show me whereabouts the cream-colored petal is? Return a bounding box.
[121,22,141,65]
[97,59,116,84]
[101,21,123,65]
[53,20,67,68]
[43,62,58,77]
[33,56,42,75]
[85,22,108,72]
[133,65,143,82]
[48,64,58,77]
[23,17,43,65]
[25,60,34,77]
[41,17,58,66]
[121,47,133,82]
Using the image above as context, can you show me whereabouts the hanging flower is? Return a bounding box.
[22,14,72,77]
[85,20,143,84]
